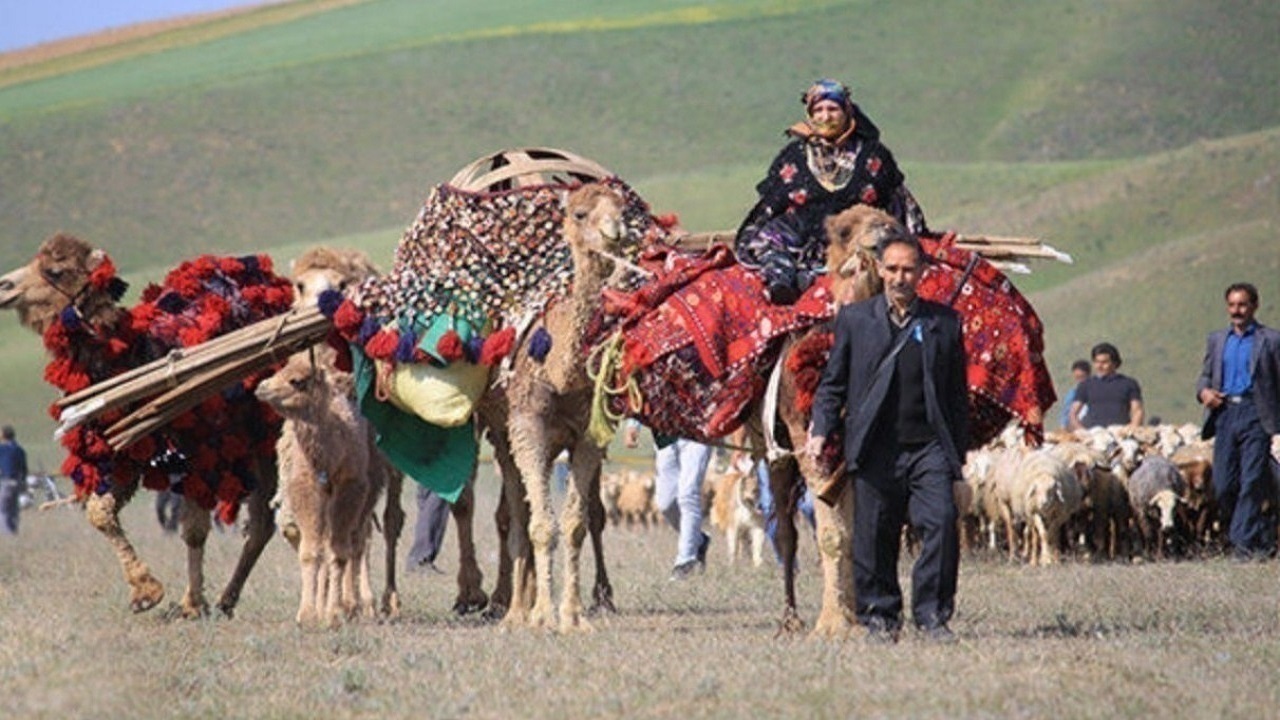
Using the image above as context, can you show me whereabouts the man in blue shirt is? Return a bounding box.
[1059,359,1090,429]
[1196,282,1280,561]
[0,425,29,535]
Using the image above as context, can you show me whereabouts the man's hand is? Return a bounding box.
[803,433,825,458]
[1199,387,1225,409]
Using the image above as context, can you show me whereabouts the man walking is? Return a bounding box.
[806,228,969,643]
[0,425,29,535]
[1196,282,1280,561]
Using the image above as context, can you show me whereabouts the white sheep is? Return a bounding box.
[1127,455,1187,560]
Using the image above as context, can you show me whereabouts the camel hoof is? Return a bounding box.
[480,604,507,623]
[380,591,401,619]
[452,597,489,616]
[130,590,164,614]
[559,614,594,634]
[589,586,617,615]
[808,610,861,640]
[180,599,210,620]
[215,602,236,619]
[774,607,806,637]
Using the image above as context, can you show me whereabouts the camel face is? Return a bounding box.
[255,354,324,416]
[290,247,378,310]
[0,234,100,334]
[563,184,630,257]
[823,205,902,302]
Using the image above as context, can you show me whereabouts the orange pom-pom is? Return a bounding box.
[364,329,400,361]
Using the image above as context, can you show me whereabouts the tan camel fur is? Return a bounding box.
[0,234,278,618]
[485,183,636,632]
[255,353,381,625]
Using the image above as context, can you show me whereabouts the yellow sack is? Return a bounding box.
[379,359,490,428]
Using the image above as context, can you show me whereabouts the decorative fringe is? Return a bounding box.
[480,327,516,366]
[528,327,552,363]
[437,329,464,362]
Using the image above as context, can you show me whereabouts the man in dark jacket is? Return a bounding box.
[806,228,969,643]
[0,425,29,535]
[1196,282,1280,561]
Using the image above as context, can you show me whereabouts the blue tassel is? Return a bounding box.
[394,329,419,362]
[464,335,485,364]
[317,289,344,318]
[59,306,81,331]
[357,316,381,346]
[529,326,553,362]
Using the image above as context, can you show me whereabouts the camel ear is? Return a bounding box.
[87,248,108,271]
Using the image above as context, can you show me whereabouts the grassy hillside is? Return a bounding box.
[2,0,1279,459]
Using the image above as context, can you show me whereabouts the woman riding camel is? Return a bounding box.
[735,78,928,304]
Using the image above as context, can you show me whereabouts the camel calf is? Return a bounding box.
[256,353,381,626]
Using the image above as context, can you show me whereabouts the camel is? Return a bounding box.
[290,245,498,618]
[483,182,637,632]
[749,204,894,638]
[255,352,383,625]
[0,234,288,618]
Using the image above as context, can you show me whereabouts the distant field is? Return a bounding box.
[1,475,1278,718]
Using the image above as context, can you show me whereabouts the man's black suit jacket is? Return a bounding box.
[810,296,969,477]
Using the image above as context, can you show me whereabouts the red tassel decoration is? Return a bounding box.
[332,299,364,337]
[437,329,464,362]
[479,327,516,366]
[364,329,401,361]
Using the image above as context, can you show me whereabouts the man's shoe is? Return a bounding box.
[669,560,699,582]
[920,624,958,644]
[863,617,900,645]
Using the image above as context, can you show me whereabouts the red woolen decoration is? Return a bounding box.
[479,327,516,366]
[654,213,681,230]
[88,255,118,291]
[364,329,401,361]
[436,329,464,362]
[332,299,364,337]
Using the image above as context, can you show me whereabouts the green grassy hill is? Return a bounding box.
[2,0,1278,461]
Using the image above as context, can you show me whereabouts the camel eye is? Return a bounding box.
[573,209,589,221]
[338,280,349,292]
[288,375,311,391]
[295,281,306,293]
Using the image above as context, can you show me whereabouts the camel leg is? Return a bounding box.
[326,480,368,623]
[178,500,211,618]
[507,417,556,631]
[558,445,599,632]
[216,461,277,617]
[379,465,404,618]
[450,478,489,615]
[586,464,616,615]
[767,457,805,634]
[85,489,165,613]
[498,448,537,628]
[295,517,325,625]
[810,477,859,639]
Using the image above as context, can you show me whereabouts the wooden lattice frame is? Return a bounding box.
[447,147,614,192]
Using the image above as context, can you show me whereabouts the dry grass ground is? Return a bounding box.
[2,464,1279,719]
